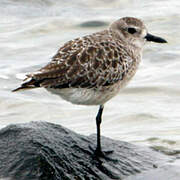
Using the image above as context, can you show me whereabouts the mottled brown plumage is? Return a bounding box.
[13,17,167,99]
[13,17,167,157]
[19,31,134,91]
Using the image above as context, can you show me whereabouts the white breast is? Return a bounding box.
[46,84,121,106]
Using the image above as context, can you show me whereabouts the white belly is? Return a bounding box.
[46,86,121,105]
[45,64,139,105]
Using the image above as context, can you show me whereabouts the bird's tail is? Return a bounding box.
[12,78,39,92]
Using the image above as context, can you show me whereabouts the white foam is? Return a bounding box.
[0,74,8,79]
[15,73,26,80]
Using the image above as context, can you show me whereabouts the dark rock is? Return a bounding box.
[0,121,179,180]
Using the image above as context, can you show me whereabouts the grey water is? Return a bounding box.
[0,0,180,153]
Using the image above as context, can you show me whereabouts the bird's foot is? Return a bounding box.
[94,148,113,158]
[89,145,118,163]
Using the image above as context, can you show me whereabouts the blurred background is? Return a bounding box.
[0,0,180,151]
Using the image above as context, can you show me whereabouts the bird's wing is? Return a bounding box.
[13,36,133,91]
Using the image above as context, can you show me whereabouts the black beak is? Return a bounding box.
[145,33,167,43]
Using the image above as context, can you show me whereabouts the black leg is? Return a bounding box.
[95,105,104,155]
[89,105,117,162]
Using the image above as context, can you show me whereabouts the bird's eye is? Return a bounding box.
[127,27,137,34]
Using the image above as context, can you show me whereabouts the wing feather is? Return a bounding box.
[14,33,133,91]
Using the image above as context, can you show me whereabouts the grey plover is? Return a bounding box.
[13,17,167,157]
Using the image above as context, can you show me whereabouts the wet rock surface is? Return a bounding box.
[0,121,179,180]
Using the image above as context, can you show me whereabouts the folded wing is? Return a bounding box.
[13,36,132,92]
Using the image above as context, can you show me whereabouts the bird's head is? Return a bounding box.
[110,17,167,49]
